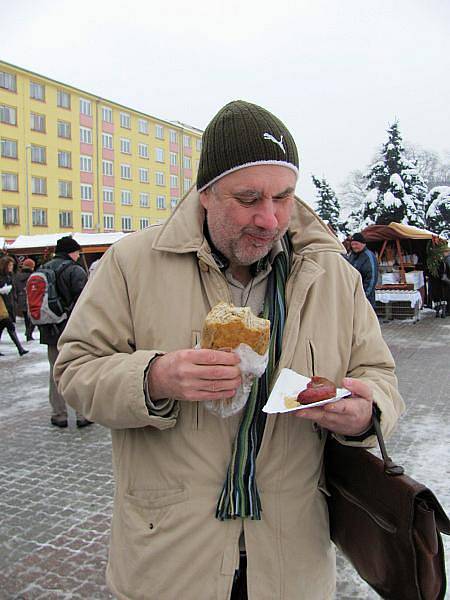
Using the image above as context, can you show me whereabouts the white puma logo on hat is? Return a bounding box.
[263,132,286,154]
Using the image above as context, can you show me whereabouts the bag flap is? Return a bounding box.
[418,489,450,535]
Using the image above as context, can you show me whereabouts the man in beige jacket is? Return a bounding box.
[54,101,404,600]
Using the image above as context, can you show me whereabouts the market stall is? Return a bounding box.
[5,232,129,270]
[361,222,446,321]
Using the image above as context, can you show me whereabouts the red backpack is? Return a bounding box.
[26,261,72,325]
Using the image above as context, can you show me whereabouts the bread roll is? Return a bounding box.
[201,302,270,355]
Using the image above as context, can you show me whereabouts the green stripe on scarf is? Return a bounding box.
[216,234,291,520]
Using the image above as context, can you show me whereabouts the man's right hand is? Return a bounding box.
[147,349,242,402]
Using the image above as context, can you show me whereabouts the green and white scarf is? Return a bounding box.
[216,234,291,520]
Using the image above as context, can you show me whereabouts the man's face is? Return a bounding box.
[199,165,296,268]
[68,250,80,262]
[350,240,366,253]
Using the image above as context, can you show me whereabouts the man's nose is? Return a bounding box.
[254,200,278,230]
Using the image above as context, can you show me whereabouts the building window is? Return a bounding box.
[31,145,46,164]
[102,133,113,149]
[2,172,18,191]
[120,164,131,180]
[57,120,71,139]
[0,71,16,92]
[155,124,164,139]
[81,184,93,200]
[1,138,18,159]
[121,190,132,205]
[32,177,47,195]
[58,180,72,198]
[120,112,131,129]
[81,212,94,229]
[58,150,71,169]
[80,155,93,172]
[102,160,113,176]
[138,143,149,158]
[156,195,166,210]
[169,130,177,144]
[2,206,19,225]
[184,177,192,192]
[102,106,113,123]
[139,168,149,183]
[32,208,47,226]
[104,214,115,230]
[139,192,149,207]
[183,156,191,169]
[57,89,71,109]
[170,152,177,166]
[30,81,45,101]
[183,135,191,148]
[196,139,202,151]
[80,98,92,116]
[155,171,165,186]
[121,216,132,231]
[30,112,46,132]
[170,174,178,188]
[0,105,17,125]
[139,217,149,230]
[120,138,131,154]
[103,187,114,203]
[138,118,149,134]
[155,147,164,163]
[80,126,93,144]
[171,197,178,209]
[59,210,73,228]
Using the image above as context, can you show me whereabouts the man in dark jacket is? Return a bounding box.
[39,236,90,427]
[346,232,378,308]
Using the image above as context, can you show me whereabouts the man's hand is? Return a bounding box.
[147,349,242,402]
[294,377,373,436]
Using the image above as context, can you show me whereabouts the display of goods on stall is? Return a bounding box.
[361,222,447,321]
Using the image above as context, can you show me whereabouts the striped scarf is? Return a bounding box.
[216,235,291,520]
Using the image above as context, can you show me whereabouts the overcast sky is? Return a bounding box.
[2,0,449,205]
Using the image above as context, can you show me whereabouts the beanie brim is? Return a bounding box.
[197,160,299,192]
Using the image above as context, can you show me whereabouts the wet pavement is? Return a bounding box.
[0,311,449,599]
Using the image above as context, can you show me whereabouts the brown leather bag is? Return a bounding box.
[325,415,450,600]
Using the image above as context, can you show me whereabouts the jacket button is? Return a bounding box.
[199,261,209,272]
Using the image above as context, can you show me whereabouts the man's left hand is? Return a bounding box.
[293,377,373,437]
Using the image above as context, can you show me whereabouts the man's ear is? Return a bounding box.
[199,189,211,210]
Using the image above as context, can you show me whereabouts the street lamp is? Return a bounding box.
[25,144,31,235]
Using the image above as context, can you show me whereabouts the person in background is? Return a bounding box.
[15,258,36,341]
[346,232,379,308]
[0,256,29,357]
[39,237,91,428]
[54,101,404,599]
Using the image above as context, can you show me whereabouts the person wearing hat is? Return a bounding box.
[347,232,379,308]
[54,101,403,599]
[14,258,36,341]
[39,236,90,428]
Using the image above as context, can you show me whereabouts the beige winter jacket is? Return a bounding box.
[55,190,404,600]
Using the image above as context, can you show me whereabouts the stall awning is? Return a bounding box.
[6,232,130,254]
[362,222,445,242]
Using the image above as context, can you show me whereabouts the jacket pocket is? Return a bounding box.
[124,487,188,509]
[306,339,317,377]
[122,487,189,534]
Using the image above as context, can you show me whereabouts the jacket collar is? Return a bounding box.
[152,187,345,258]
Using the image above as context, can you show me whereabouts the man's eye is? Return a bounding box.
[235,196,257,204]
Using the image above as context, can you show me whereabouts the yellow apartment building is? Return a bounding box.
[0,60,203,241]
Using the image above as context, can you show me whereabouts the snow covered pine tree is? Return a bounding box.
[311,175,341,234]
[425,186,450,237]
[361,122,427,227]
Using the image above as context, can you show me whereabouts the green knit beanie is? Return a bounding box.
[196,100,299,192]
